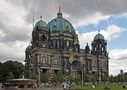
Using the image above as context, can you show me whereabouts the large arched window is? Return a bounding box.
[52,39,57,49]
[42,35,46,41]
[42,56,46,64]
[56,39,59,49]
[54,58,58,65]
[67,40,69,47]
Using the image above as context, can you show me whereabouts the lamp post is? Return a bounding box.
[81,64,84,85]
[38,63,41,87]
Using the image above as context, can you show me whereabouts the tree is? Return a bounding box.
[0,62,4,82]
[68,74,75,83]
[0,60,26,81]
[91,74,96,84]
[6,72,14,80]
[41,74,48,83]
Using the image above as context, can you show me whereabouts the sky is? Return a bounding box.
[0,0,127,75]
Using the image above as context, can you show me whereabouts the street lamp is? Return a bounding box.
[38,63,41,87]
[81,64,84,85]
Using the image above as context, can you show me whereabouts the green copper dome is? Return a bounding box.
[94,33,105,40]
[26,45,32,52]
[35,19,47,29]
[48,11,76,35]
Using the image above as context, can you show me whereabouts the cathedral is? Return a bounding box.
[25,7,109,83]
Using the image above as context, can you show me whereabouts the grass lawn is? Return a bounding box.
[71,84,127,90]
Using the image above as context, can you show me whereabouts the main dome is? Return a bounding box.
[94,33,105,40]
[48,10,76,35]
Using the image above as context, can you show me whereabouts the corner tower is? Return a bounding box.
[91,31,107,55]
[91,31,109,83]
[32,17,49,48]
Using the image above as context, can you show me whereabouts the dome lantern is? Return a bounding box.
[57,5,62,18]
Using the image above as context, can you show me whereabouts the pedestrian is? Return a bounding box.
[92,84,95,88]
[63,81,67,90]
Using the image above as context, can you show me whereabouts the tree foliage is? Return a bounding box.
[109,73,127,83]
[0,60,26,82]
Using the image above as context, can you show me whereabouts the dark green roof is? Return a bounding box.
[48,12,76,35]
[94,33,105,40]
[26,45,32,52]
[35,19,47,29]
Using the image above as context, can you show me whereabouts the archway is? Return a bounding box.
[72,60,83,84]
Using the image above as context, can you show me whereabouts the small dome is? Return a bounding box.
[94,33,105,40]
[35,19,47,29]
[25,45,32,52]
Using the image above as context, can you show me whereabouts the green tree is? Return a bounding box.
[6,72,14,80]
[68,74,75,83]
[41,74,48,83]
[0,60,25,81]
[0,62,4,82]
[91,74,96,83]
[56,74,64,83]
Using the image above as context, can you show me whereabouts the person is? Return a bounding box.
[63,81,67,90]
[92,84,95,88]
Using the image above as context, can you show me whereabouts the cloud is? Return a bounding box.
[0,41,28,62]
[62,0,127,18]
[78,24,124,48]
[70,12,110,28]
[0,0,31,42]
[0,0,31,62]
[5,0,127,25]
[109,49,127,61]
[109,49,127,75]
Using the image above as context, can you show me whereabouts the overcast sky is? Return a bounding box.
[0,0,127,75]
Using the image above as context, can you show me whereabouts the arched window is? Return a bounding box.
[42,56,46,64]
[54,59,58,65]
[56,39,59,49]
[67,40,69,47]
[42,35,46,41]
[53,39,57,49]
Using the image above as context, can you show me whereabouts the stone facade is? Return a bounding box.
[25,9,109,82]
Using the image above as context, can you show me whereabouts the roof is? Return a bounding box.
[35,19,47,29]
[25,45,32,52]
[94,33,105,40]
[48,10,76,35]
